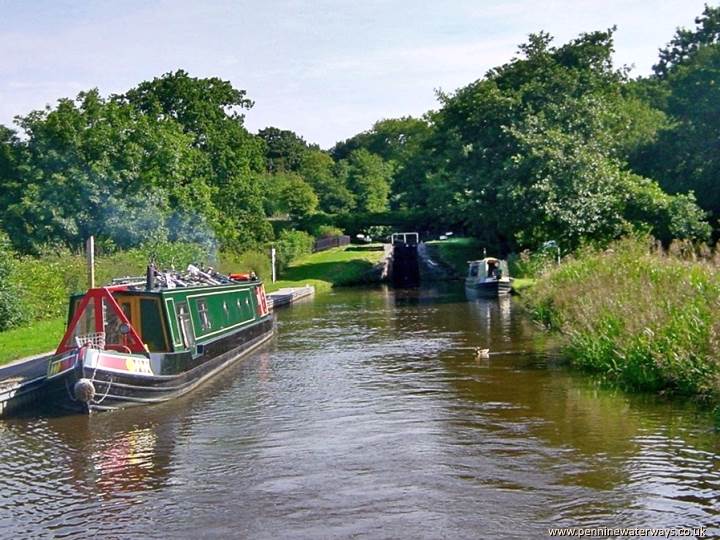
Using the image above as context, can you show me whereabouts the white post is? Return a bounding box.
[271,247,276,283]
[86,235,95,289]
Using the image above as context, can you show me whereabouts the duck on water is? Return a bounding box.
[37,263,275,415]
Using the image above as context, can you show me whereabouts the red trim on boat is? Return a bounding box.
[55,287,147,355]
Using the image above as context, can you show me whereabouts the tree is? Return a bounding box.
[342,149,393,214]
[654,4,720,78]
[121,69,254,134]
[4,89,220,253]
[643,45,720,218]
[417,29,708,250]
[0,126,24,225]
[261,172,318,219]
[632,7,720,224]
[298,149,355,213]
[331,117,432,210]
[257,127,311,173]
[122,71,271,249]
[331,116,431,163]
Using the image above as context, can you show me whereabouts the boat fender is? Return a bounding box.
[74,378,96,403]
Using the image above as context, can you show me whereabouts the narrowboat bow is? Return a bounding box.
[45,266,274,414]
[465,258,512,297]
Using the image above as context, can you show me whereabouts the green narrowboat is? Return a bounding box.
[44,265,274,414]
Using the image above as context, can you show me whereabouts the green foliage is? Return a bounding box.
[299,150,355,214]
[314,225,345,238]
[654,4,720,77]
[262,172,318,219]
[0,21,715,267]
[363,225,392,242]
[340,149,393,213]
[332,117,430,162]
[331,117,432,211]
[0,234,27,331]
[124,70,269,251]
[406,29,708,251]
[634,42,720,223]
[623,176,710,243]
[1,71,271,255]
[275,229,314,272]
[3,90,219,252]
[525,236,720,399]
[257,127,311,172]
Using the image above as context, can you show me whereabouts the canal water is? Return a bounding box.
[1,286,719,538]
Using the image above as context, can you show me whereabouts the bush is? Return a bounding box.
[13,253,84,321]
[314,225,345,238]
[275,230,314,272]
[0,235,27,331]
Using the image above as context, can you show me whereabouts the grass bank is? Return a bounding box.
[0,317,65,365]
[524,237,720,402]
[267,245,385,294]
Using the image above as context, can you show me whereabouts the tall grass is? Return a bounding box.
[525,237,720,400]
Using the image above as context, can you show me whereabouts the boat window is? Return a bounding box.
[176,302,194,348]
[120,301,132,323]
[104,298,126,346]
[469,265,478,277]
[140,299,168,352]
[70,300,96,342]
[197,298,211,331]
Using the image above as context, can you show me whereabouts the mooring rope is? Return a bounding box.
[92,375,113,405]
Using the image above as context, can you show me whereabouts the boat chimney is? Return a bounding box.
[146,263,157,290]
[86,236,95,289]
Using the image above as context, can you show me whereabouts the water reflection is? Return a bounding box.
[466,294,513,341]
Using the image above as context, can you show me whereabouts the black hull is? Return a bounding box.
[45,316,274,414]
[465,280,512,297]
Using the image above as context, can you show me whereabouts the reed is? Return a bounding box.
[525,237,720,400]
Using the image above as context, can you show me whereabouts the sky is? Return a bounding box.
[0,0,710,148]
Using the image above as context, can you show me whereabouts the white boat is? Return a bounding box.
[465,258,512,297]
